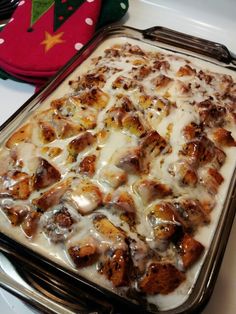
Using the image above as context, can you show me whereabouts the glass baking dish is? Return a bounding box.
[0,25,235,314]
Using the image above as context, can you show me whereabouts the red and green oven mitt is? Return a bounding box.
[0,0,129,86]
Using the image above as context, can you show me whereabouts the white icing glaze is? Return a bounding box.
[0,37,235,311]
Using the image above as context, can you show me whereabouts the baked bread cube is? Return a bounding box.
[68,239,99,268]
[173,199,210,232]
[0,171,32,200]
[148,203,178,241]
[139,262,185,295]
[33,158,61,190]
[176,233,204,269]
[65,180,102,215]
[67,132,96,162]
[134,179,172,204]
[21,211,41,238]
[99,249,129,287]
[79,154,97,177]
[93,215,126,242]
[32,179,72,211]
[6,123,33,148]
[213,128,236,147]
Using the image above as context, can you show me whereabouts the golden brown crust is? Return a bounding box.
[177,233,204,269]
[180,135,226,169]
[3,204,29,226]
[104,190,136,226]
[168,160,198,187]
[201,168,224,195]
[100,249,129,287]
[66,180,102,215]
[180,136,214,165]
[182,168,198,186]
[33,158,61,190]
[197,70,213,84]
[6,124,32,148]
[183,122,203,140]
[32,179,71,211]
[54,208,74,229]
[104,106,126,129]
[38,121,56,144]
[139,263,185,295]
[93,215,126,242]
[197,99,227,127]
[79,154,97,177]
[104,190,136,214]
[133,65,152,80]
[154,74,173,89]
[122,112,147,136]
[77,88,109,110]
[115,147,143,174]
[112,76,143,92]
[67,132,96,162]
[173,199,210,231]
[135,179,172,204]
[50,97,67,110]
[42,207,74,242]
[41,147,62,158]
[153,60,170,71]
[68,243,99,268]
[99,165,127,189]
[21,211,41,238]
[70,73,106,91]
[1,171,32,200]
[177,65,196,77]
[213,128,236,147]
[148,203,178,241]
[52,113,84,139]
[141,130,167,156]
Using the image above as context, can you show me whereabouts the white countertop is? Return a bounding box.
[0,0,236,313]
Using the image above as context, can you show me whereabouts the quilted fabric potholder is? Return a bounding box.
[0,0,128,85]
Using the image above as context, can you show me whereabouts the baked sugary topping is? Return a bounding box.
[0,40,235,308]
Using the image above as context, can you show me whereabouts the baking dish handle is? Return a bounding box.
[142,26,236,66]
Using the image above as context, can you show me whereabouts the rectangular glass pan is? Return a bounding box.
[0,25,236,314]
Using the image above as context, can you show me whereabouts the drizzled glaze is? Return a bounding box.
[0,38,235,311]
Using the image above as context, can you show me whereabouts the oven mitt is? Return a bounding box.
[0,0,129,86]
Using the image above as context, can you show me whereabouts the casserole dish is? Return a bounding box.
[0,25,235,313]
